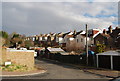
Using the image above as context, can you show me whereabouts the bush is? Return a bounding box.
[96,44,106,53]
[2,64,29,72]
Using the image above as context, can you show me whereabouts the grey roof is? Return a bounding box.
[73,30,83,38]
[60,52,70,55]
[47,48,65,52]
[62,32,71,38]
[96,51,120,56]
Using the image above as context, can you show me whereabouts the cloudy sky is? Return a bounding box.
[2,0,119,36]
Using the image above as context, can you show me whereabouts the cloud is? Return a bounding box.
[0,2,2,30]
[3,0,119,2]
[2,2,118,36]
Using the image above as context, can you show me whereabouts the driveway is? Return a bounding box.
[2,59,112,80]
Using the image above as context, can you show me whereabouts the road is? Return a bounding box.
[2,59,112,80]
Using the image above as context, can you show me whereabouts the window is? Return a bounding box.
[81,38,83,42]
[91,38,93,41]
[67,38,69,41]
[77,39,79,43]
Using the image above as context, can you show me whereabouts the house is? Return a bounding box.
[36,34,50,47]
[94,26,120,50]
[42,34,49,41]
[66,30,86,51]
[115,33,120,49]
[74,32,87,51]
[56,32,64,43]
[47,33,56,46]
[63,31,74,43]
[63,31,74,51]
[94,30,112,47]
[38,34,43,41]
[96,50,120,70]
[110,27,120,49]
[31,35,35,41]
[52,32,64,47]
[66,34,75,51]
[88,29,102,45]
[65,28,101,52]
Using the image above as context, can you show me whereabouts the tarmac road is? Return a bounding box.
[2,59,113,81]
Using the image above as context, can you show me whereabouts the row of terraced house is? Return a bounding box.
[25,26,120,52]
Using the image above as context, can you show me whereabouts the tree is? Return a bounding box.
[24,40,34,49]
[10,33,24,48]
[0,31,8,39]
[96,44,106,53]
[0,31,10,46]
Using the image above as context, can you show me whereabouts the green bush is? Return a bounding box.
[2,64,29,72]
[96,44,106,53]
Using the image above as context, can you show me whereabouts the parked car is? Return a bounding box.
[20,48,27,50]
[34,52,37,58]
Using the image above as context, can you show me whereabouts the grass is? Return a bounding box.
[2,64,33,72]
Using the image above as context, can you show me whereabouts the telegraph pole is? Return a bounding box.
[86,24,89,66]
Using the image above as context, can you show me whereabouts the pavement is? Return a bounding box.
[2,70,46,77]
[2,59,112,81]
[64,62,120,78]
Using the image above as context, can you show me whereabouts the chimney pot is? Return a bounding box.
[103,29,107,34]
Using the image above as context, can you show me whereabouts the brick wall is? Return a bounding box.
[2,49,35,69]
[0,48,7,64]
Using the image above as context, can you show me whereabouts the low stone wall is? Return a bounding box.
[2,49,35,69]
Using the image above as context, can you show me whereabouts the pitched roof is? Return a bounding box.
[110,27,120,38]
[100,33,111,38]
[96,51,120,56]
[67,35,74,38]
[81,34,86,37]
[73,31,83,38]
[57,32,64,37]
[62,32,71,38]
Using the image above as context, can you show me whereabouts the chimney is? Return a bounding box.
[103,29,107,34]
[115,27,119,29]
[74,29,76,34]
[108,25,112,33]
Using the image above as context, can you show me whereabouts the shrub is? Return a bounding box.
[96,44,106,53]
[2,64,29,72]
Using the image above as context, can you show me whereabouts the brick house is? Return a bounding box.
[115,34,120,49]
[88,29,102,45]
[94,33,112,47]
[112,27,120,49]
[94,26,120,50]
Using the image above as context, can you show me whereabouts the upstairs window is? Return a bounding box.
[81,38,83,42]
[77,39,79,43]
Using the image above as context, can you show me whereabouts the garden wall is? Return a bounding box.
[2,49,35,69]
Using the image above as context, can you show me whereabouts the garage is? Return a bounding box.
[96,51,120,70]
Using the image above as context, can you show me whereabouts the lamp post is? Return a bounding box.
[86,24,89,66]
